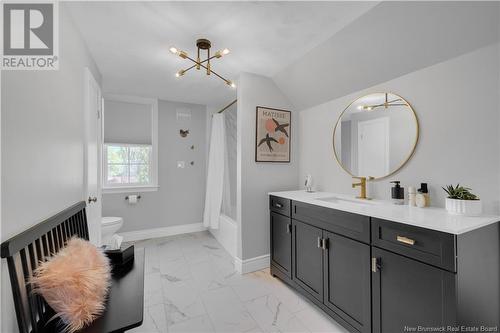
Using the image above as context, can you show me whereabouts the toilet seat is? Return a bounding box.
[102,216,123,226]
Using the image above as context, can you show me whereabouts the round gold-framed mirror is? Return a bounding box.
[332,92,419,180]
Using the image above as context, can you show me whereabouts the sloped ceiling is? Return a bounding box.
[273,1,500,111]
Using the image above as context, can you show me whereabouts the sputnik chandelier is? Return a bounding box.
[169,38,236,88]
[357,93,406,111]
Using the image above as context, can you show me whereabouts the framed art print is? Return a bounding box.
[255,106,291,162]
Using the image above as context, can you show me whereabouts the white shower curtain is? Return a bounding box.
[203,113,227,229]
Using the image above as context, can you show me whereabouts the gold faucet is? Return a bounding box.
[352,176,373,199]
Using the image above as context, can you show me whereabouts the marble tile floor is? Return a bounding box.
[127,231,348,333]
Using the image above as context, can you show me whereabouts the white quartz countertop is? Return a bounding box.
[268,190,500,235]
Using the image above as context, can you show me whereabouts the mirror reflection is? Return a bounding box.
[333,93,418,179]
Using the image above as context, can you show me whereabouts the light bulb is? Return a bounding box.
[226,80,236,88]
[175,72,180,78]
[222,48,230,55]
[169,47,178,54]
[175,70,185,77]
[357,105,364,110]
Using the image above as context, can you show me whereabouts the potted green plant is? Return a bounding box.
[442,184,481,216]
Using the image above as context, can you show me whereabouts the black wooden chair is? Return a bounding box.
[1,201,144,333]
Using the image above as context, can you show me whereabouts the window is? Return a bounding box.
[102,94,158,193]
[104,144,152,186]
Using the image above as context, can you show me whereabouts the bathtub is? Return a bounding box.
[209,213,237,259]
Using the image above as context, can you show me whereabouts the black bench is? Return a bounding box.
[1,201,144,333]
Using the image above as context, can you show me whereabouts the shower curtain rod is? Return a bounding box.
[217,99,237,114]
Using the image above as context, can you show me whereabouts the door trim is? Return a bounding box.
[83,67,103,245]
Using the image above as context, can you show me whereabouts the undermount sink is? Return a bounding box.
[316,196,380,206]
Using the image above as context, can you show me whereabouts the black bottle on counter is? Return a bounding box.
[391,181,405,205]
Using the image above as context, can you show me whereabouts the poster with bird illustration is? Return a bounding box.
[255,106,291,162]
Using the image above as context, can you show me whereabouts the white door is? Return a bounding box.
[357,117,389,177]
[84,68,102,245]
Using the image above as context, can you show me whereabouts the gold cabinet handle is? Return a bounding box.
[397,235,415,245]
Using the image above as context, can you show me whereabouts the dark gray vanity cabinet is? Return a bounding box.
[273,197,372,333]
[292,219,324,301]
[371,218,500,331]
[270,195,500,333]
[371,247,456,333]
[270,196,292,278]
[270,212,292,277]
[323,232,371,333]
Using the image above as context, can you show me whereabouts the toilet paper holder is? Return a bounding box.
[125,195,142,201]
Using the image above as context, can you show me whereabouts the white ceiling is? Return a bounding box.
[66,1,377,107]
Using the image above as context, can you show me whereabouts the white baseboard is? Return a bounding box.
[234,254,270,274]
[119,223,206,242]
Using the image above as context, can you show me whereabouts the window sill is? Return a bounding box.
[102,185,159,194]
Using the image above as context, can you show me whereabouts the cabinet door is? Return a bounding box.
[292,219,324,301]
[323,232,371,333]
[270,212,292,277]
[372,247,456,333]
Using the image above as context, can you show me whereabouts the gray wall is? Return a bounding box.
[1,4,102,332]
[237,72,298,260]
[102,100,207,232]
[298,43,500,212]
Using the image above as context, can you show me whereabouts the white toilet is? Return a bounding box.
[101,216,124,246]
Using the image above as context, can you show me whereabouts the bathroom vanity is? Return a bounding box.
[269,191,500,333]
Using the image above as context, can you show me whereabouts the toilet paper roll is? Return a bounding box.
[128,195,138,204]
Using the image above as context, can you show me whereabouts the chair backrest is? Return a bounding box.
[1,201,89,333]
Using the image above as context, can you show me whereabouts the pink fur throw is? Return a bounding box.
[31,237,111,333]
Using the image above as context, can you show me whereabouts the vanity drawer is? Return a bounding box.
[270,196,291,217]
[371,218,456,272]
[292,201,370,243]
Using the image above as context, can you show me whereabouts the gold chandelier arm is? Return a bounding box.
[199,55,219,65]
[182,54,223,68]
[184,55,201,66]
[182,64,197,73]
[178,60,231,84]
[196,62,230,83]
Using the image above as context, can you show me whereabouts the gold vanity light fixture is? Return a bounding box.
[357,92,407,111]
[169,39,236,88]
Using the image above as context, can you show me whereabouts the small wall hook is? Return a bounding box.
[180,129,189,138]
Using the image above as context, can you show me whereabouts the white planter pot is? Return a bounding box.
[445,198,482,216]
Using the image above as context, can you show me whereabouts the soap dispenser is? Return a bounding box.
[416,183,430,208]
[391,181,405,205]
[305,174,314,193]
